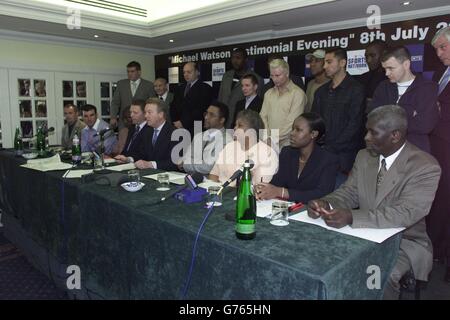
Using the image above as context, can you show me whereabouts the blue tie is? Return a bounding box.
[152,129,159,146]
[439,68,450,95]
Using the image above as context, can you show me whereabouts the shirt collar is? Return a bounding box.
[379,143,406,171]
[138,121,146,130]
[188,79,198,87]
[154,121,166,132]
[246,94,257,103]
[160,91,168,100]
[92,118,101,131]
[131,78,141,86]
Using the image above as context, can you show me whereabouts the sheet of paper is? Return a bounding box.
[143,171,187,185]
[256,199,293,218]
[63,169,93,178]
[289,211,404,243]
[104,158,116,164]
[107,163,136,171]
[21,154,74,172]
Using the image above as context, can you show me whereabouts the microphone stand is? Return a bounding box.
[93,132,109,174]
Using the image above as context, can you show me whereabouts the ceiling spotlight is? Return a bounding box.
[169,39,174,43]
[402,1,411,5]
[94,34,99,38]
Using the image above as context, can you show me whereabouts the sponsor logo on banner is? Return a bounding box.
[347,50,369,76]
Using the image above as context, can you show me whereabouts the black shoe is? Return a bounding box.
[445,266,450,283]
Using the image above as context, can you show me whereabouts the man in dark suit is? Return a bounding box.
[429,26,450,282]
[154,77,174,122]
[171,62,212,138]
[110,61,155,128]
[134,98,177,171]
[232,73,262,127]
[370,46,439,153]
[308,105,441,300]
[113,99,150,163]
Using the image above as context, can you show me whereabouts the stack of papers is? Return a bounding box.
[289,211,404,243]
[21,154,73,172]
[143,171,187,185]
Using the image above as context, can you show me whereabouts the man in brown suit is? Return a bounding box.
[308,105,441,300]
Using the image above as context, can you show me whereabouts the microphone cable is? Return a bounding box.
[180,199,217,299]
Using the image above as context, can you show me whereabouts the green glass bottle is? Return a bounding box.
[14,127,23,156]
[71,130,81,165]
[36,126,46,156]
[235,160,257,240]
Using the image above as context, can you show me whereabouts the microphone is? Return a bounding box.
[42,126,55,134]
[94,127,114,137]
[217,160,254,195]
[159,172,204,203]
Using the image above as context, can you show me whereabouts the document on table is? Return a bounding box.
[143,171,187,185]
[21,154,73,172]
[256,199,293,218]
[198,179,221,190]
[107,163,136,171]
[289,211,404,243]
[63,169,93,178]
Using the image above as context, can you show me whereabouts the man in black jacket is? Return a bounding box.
[171,62,212,138]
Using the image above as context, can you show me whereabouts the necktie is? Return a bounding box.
[126,125,140,151]
[376,158,387,195]
[159,96,164,101]
[152,129,159,146]
[184,82,191,97]
[131,81,138,96]
[439,68,450,95]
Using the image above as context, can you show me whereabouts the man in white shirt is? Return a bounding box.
[81,104,117,155]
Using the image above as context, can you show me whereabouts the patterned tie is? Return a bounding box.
[184,82,191,97]
[439,68,450,95]
[376,158,387,195]
[152,129,159,146]
[131,81,138,96]
[126,125,140,152]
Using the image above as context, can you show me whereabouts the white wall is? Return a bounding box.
[0,33,155,148]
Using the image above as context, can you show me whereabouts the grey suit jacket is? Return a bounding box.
[110,78,155,118]
[218,70,264,128]
[61,119,86,149]
[322,142,441,281]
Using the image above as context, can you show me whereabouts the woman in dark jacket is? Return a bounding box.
[255,112,338,203]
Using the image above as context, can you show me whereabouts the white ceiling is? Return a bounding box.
[0,0,449,54]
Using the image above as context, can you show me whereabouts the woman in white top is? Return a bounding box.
[209,109,279,186]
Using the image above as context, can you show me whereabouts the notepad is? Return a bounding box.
[289,211,404,243]
[62,169,93,178]
[107,163,136,171]
[21,154,73,172]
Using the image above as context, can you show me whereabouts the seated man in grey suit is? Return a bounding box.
[180,101,233,176]
[81,104,117,155]
[110,61,155,129]
[61,103,85,150]
[307,105,441,300]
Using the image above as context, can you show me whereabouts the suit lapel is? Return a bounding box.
[365,153,379,207]
[374,144,408,207]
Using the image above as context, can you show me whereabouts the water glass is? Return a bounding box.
[156,173,170,191]
[270,201,290,226]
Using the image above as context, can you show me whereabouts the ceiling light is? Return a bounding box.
[94,34,99,38]
[402,1,411,5]
[169,39,174,43]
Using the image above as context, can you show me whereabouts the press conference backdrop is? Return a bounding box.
[155,14,450,97]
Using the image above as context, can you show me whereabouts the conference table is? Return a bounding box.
[0,150,400,299]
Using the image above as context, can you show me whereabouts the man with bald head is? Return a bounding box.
[171,62,213,137]
[308,105,441,299]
